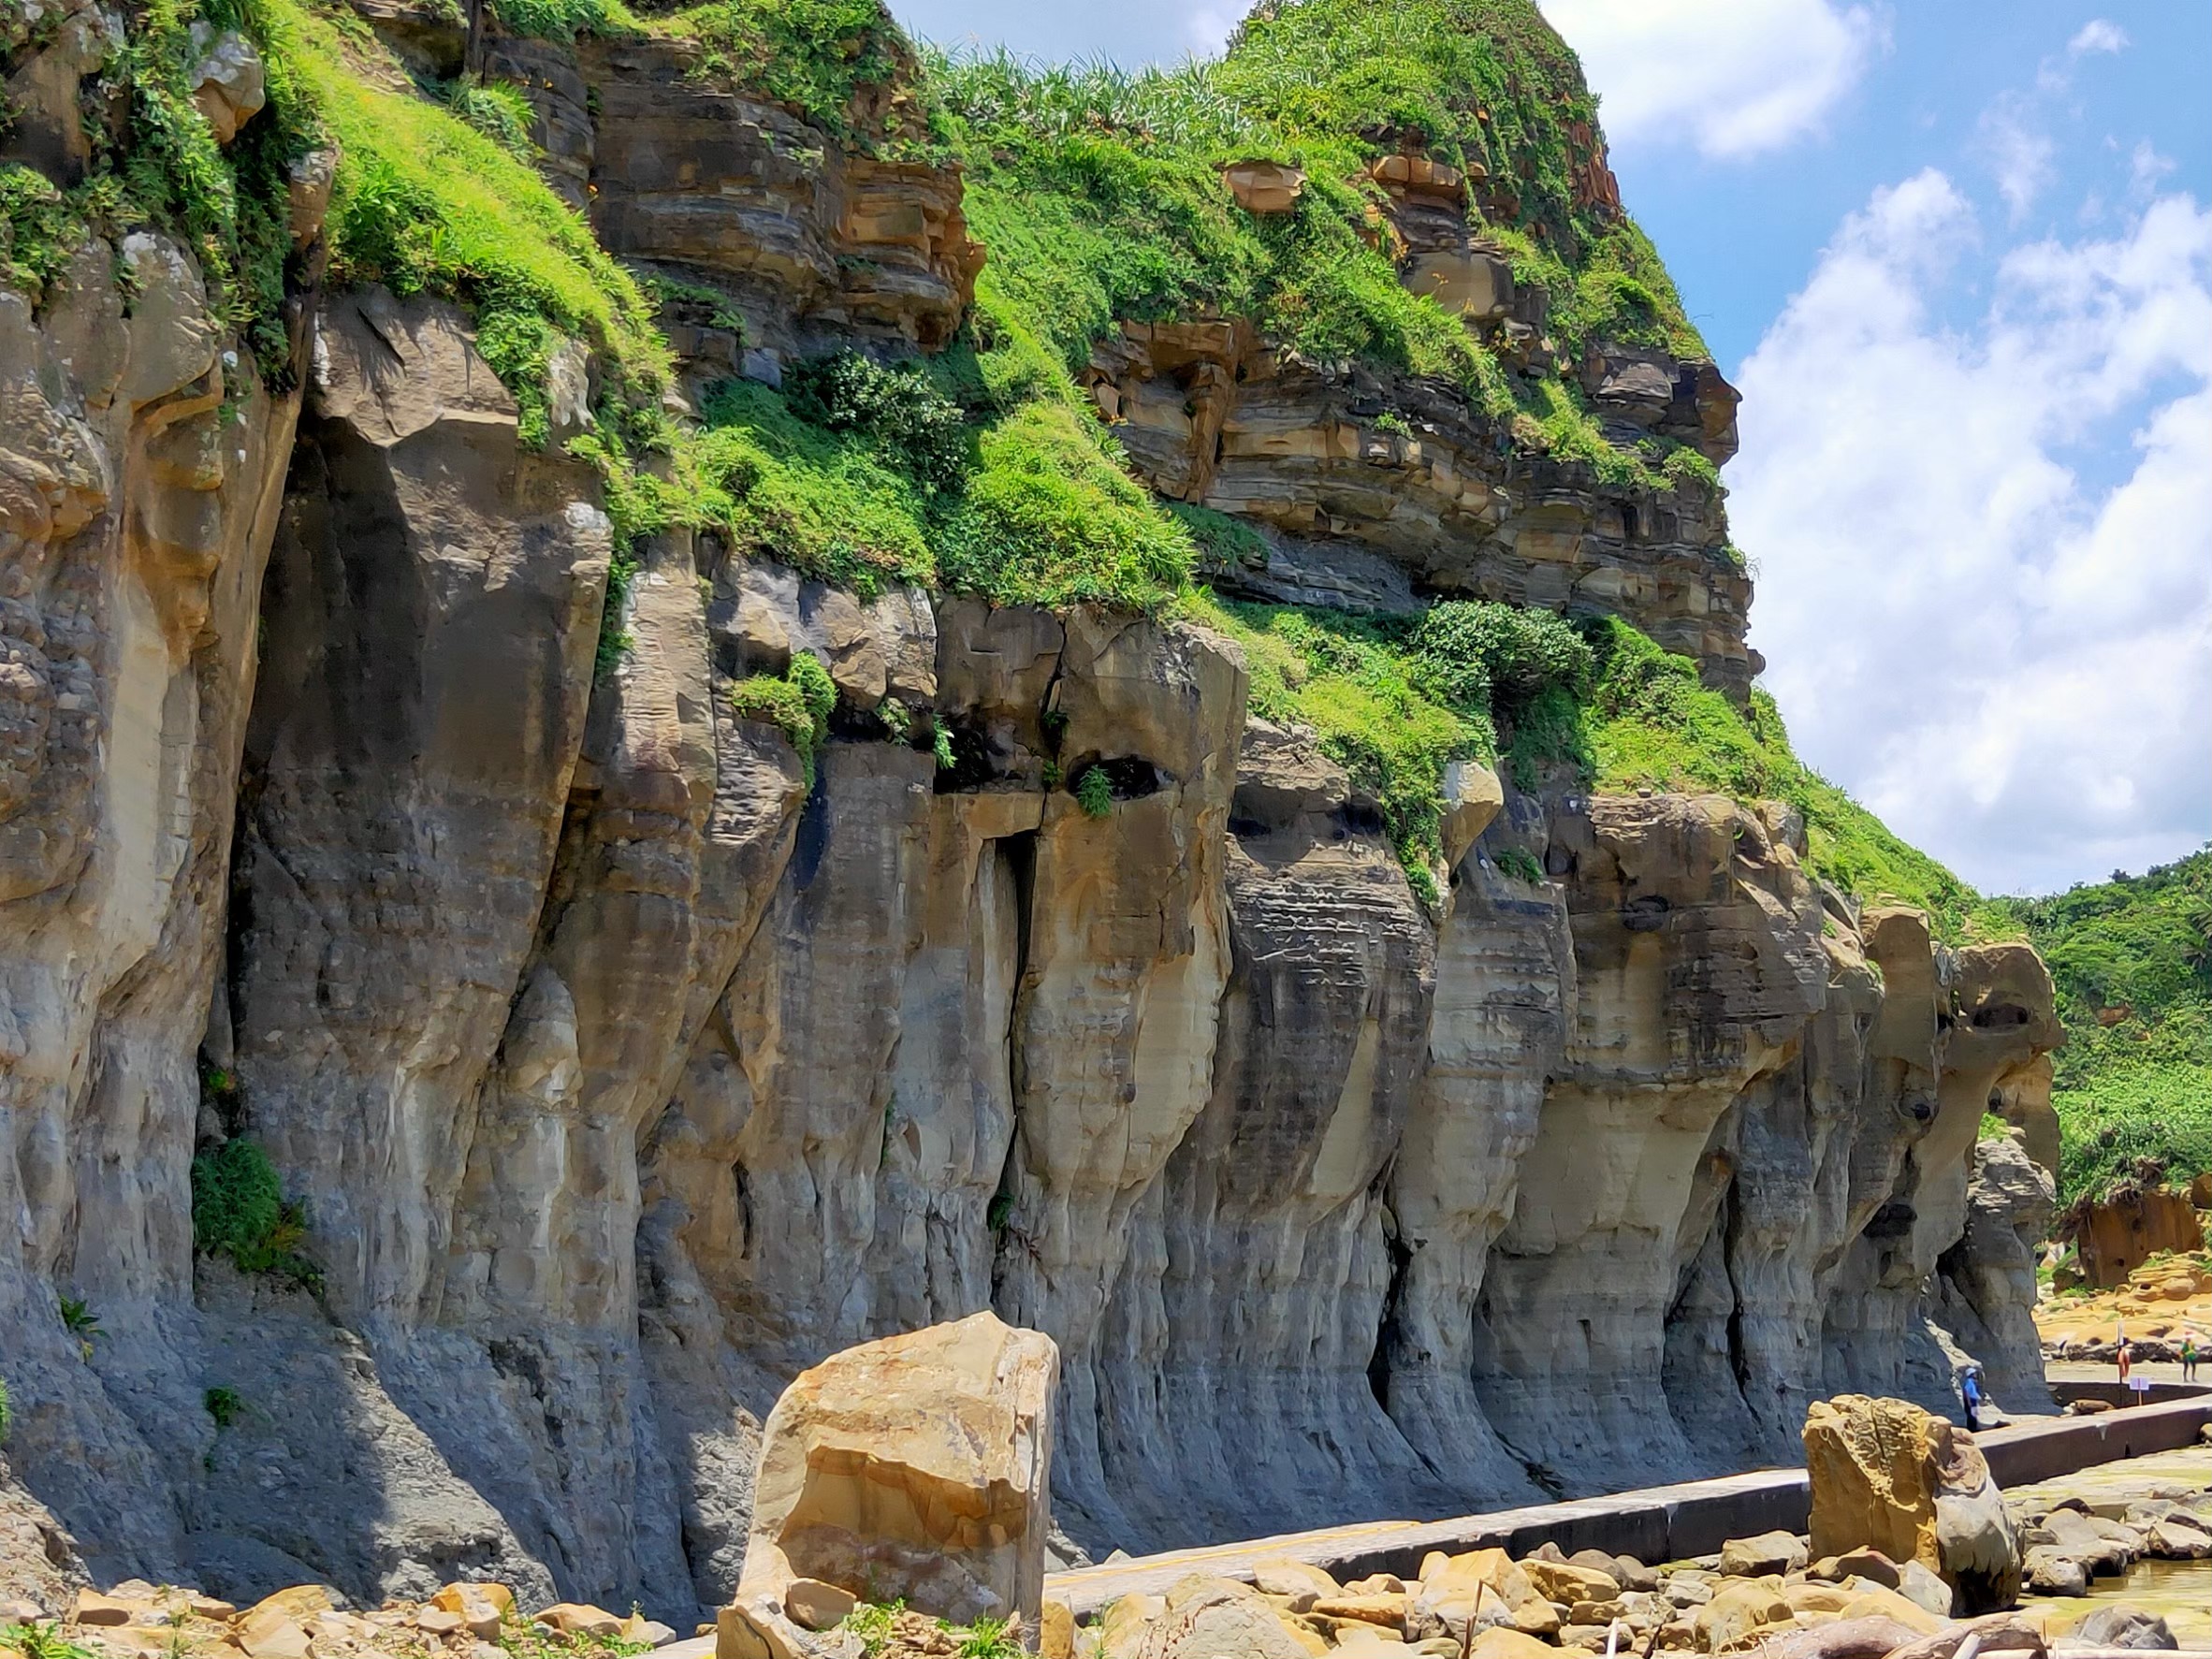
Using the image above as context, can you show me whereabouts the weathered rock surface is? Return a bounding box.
[724,1311,1055,1651]
[1804,1395,2020,1615]
[0,0,2061,1631]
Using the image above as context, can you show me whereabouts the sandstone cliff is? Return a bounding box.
[0,0,2056,1627]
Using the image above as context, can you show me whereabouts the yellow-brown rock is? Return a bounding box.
[1310,1594,1407,1629]
[1521,1559,1620,1605]
[429,1584,511,1639]
[1256,1561,1342,1600]
[1221,162,1306,214]
[1803,1394,2019,1615]
[1468,1631,1560,1659]
[1693,1583,1791,1652]
[1040,1598,1075,1659]
[721,1311,1057,1659]
[232,1608,313,1659]
[72,1592,153,1627]
[536,1604,624,1638]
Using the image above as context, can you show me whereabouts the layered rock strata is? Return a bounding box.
[0,3,2058,1632]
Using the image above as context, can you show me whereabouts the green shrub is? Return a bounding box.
[445,81,539,160]
[785,352,969,494]
[190,1137,319,1283]
[729,651,837,784]
[0,1374,9,1441]
[57,1296,100,1345]
[952,1618,1021,1659]
[1406,599,1593,717]
[1497,846,1544,885]
[0,1622,97,1659]
[204,1385,243,1429]
[838,1603,903,1659]
[1074,766,1114,818]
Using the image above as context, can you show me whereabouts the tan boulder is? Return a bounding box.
[720,1311,1058,1659]
[246,1587,336,1623]
[1134,1577,1317,1659]
[429,1584,512,1639]
[1693,1582,1791,1652]
[72,1592,153,1627]
[536,1604,625,1638]
[232,1608,312,1659]
[1438,760,1505,872]
[1468,1632,1558,1659]
[782,1580,855,1633]
[1099,1594,1169,1659]
[1255,1560,1343,1601]
[1521,1560,1618,1605]
[1040,1598,1075,1659]
[1221,162,1306,215]
[1835,1586,1944,1636]
[1803,1394,2020,1615]
[415,1610,465,1637]
[1718,1530,1807,1577]
[1311,1594,1407,1630]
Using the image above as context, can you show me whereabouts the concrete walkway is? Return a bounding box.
[1045,1392,2212,1617]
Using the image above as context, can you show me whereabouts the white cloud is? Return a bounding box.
[1980,98,2056,220]
[2067,19,2129,57]
[1731,176,2212,895]
[1540,0,1885,160]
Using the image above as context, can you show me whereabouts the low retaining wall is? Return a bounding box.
[1047,1395,2212,1617]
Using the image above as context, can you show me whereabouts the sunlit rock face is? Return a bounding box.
[1,0,2058,1624]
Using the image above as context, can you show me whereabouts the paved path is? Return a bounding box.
[1044,1390,2212,1617]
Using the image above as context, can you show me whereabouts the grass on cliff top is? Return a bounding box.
[1549,619,1985,938]
[929,12,1710,491]
[1982,849,2212,1203]
[486,0,926,147]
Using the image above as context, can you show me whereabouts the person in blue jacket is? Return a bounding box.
[1960,1365,1986,1432]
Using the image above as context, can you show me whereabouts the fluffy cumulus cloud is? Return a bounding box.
[1731,171,2212,895]
[1539,0,1885,159]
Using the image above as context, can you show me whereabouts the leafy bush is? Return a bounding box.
[204,1385,243,1429]
[839,1604,901,1659]
[1407,599,1594,718]
[445,81,539,160]
[190,1137,319,1283]
[1496,846,1544,884]
[0,1374,9,1441]
[786,352,969,494]
[0,1622,96,1659]
[1075,766,1114,818]
[729,652,837,784]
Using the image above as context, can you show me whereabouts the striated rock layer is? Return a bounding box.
[0,2,2058,1631]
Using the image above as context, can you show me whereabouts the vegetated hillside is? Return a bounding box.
[1983,851,2212,1203]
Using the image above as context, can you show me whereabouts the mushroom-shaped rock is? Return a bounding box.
[718,1312,1059,1659]
[1438,759,1504,871]
[1804,1393,2021,1616]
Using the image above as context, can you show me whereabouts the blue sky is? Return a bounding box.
[892,1,2212,896]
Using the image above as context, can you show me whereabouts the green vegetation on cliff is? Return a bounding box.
[1982,851,2212,1202]
[928,0,1712,489]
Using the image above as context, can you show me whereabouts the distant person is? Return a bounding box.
[1960,1366,1986,1432]
[2183,1335,2200,1383]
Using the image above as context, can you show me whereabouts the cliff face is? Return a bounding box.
[1,0,2057,1627]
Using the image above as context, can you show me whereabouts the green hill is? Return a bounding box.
[1983,850,2212,1203]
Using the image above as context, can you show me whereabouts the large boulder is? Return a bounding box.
[719,1314,1058,1659]
[1803,1395,2021,1615]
